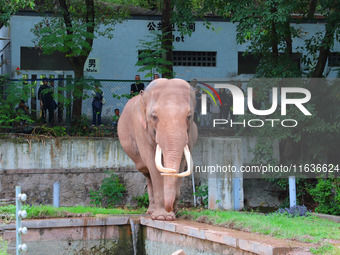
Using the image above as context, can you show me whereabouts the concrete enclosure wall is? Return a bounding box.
[0,137,279,208]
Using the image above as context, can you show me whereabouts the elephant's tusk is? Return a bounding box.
[155,144,177,173]
[161,145,193,177]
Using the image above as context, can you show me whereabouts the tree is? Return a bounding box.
[139,0,218,78]
[0,0,34,28]
[224,0,340,78]
[31,0,130,120]
[224,1,340,161]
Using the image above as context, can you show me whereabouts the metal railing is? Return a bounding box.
[0,187,28,255]
[0,79,152,127]
[0,78,251,130]
[15,186,28,255]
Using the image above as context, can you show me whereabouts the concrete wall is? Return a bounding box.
[1,216,300,255]
[0,137,279,208]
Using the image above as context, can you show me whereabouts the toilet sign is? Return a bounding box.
[84,58,100,73]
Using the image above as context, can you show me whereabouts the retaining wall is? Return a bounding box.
[0,137,279,208]
[0,216,301,255]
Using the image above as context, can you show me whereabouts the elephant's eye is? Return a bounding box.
[187,115,192,121]
[151,114,158,121]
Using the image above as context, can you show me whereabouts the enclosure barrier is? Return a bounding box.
[15,186,28,255]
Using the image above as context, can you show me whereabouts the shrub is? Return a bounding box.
[0,77,34,130]
[133,192,149,208]
[309,179,340,215]
[193,185,208,207]
[275,205,311,217]
[90,170,126,207]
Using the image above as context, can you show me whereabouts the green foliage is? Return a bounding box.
[31,1,129,58]
[0,237,8,255]
[0,77,34,130]
[0,204,146,219]
[193,185,208,207]
[112,92,138,100]
[136,31,174,78]
[0,0,34,27]
[30,1,131,118]
[90,170,126,207]
[32,125,67,137]
[310,243,339,255]
[225,0,339,78]
[309,179,340,216]
[133,192,149,208]
[68,115,90,136]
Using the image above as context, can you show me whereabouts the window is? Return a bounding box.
[238,52,301,74]
[20,47,73,71]
[238,52,260,74]
[138,50,217,67]
[328,52,340,67]
[173,51,216,67]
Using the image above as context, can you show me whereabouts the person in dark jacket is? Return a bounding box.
[38,78,55,125]
[92,82,105,126]
[130,75,144,98]
[219,88,230,120]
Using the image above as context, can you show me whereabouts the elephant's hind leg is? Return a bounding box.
[143,172,155,214]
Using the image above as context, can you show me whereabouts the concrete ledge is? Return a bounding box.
[140,217,304,255]
[0,216,130,231]
[1,216,310,255]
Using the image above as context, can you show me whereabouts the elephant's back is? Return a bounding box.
[145,78,190,93]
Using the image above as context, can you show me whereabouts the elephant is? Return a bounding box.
[118,78,198,221]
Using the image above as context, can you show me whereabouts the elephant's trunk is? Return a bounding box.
[161,148,183,213]
[155,143,193,212]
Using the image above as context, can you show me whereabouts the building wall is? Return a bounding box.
[2,14,339,81]
[0,25,11,76]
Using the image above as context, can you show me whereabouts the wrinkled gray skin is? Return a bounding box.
[118,78,197,220]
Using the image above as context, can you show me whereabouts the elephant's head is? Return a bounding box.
[139,78,197,211]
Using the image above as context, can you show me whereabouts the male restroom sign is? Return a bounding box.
[85,58,100,73]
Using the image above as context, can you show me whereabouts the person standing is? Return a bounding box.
[38,77,54,125]
[219,88,230,120]
[113,108,120,128]
[210,94,220,126]
[92,82,104,126]
[226,89,233,121]
[190,78,198,90]
[194,86,201,125]
[130,75,144,97]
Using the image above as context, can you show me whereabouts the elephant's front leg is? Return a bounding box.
[173,177,183,214]
[149,170,176,221]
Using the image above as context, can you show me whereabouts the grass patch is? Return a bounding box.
[178,208,340,243]
[310,243,340,254]
[0,205,146,220]
[0,237,8,255]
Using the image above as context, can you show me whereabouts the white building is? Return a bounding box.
[2,11,340,81]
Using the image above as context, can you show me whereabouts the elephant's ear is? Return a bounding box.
[139,91,147,129]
